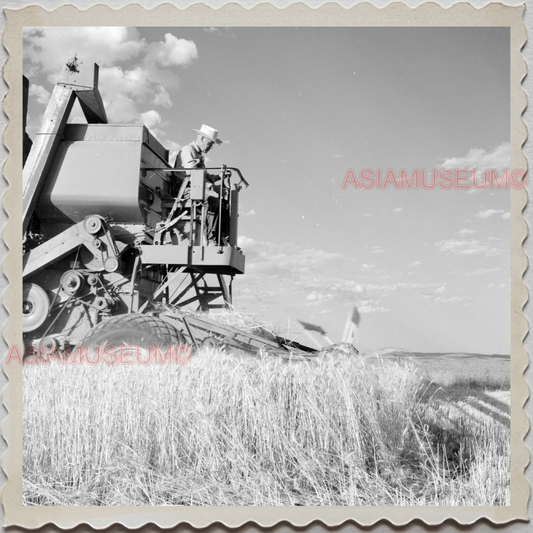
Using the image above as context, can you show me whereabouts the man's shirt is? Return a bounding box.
[172,141,217,197]
[174,141,205,172]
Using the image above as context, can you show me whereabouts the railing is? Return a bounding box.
[148,166,249,249]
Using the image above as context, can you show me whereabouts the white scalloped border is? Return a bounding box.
[2,2,529,528]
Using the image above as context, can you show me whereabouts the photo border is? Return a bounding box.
[2,2,529,528]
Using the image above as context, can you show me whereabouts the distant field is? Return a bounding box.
[410,351,510,388]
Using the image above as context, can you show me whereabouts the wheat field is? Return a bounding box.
[22,347,510,506]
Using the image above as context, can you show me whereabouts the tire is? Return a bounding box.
[77,313,186,353]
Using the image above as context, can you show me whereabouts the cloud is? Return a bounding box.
[440,142,510,173]
[409,260,421,267]
[140,110,162,130]
[203,27,236,38]
[501,212,511,220]
[466,267,502,276]
[434,286,445,294]
[458,228,476,236]
[439,142,511,191]
[306,292,333,305]
[361,263,374,271]
[235,237,450,317]
[370,246,385,254]
[394,207,403,212]
[99,64,179,122]
[145,33,198,67]
[434,296,467,304]
[23,27,198,130]
[238,236,257,248]
[244,209,256,216]
[358,301,389,314]
[23,27,146,76]
[435,239,500,257]
[475,209,504,219]
[28,84,50,105]
[237,237,342,274]
[152,86,172,107]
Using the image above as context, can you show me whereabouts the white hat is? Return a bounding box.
[192,124,223,145]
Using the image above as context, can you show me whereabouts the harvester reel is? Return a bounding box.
[77,313,187,358]
[60,270,85,295]
[22,283,50,332]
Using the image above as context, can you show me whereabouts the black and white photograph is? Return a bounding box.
[2,1,529,528]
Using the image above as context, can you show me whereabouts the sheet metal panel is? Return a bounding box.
[62,123,168,161]
[140,245,246,274]
[36,140,144,224]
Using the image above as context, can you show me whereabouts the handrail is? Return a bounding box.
[150,165,248,249]
[218,167,249,189]
[147,166,250,189]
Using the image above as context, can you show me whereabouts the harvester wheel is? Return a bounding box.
[22,283,50,332]
[76,313,188,360]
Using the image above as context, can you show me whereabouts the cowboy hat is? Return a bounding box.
[192,124,223,145]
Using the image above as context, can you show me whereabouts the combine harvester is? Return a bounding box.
[22,57,315,359]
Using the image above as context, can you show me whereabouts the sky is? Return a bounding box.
[23,26,511,354]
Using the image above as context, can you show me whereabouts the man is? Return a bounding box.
[174,124,222,179]
[173,124,229,244]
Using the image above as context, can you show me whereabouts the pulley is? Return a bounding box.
[104,257,120,273]
[83,215,102,235]
[22,283,50,333]
[60,270,85,296]
[39,336,59,355]
[94,296,115,312]
[87,274,99,286]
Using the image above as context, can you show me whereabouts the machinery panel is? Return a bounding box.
[190,170,206,201]
[140,244,246,274]
[37,140,144,224]
[63,123,169,162]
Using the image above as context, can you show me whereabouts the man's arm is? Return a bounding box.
[174,144,224,195]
